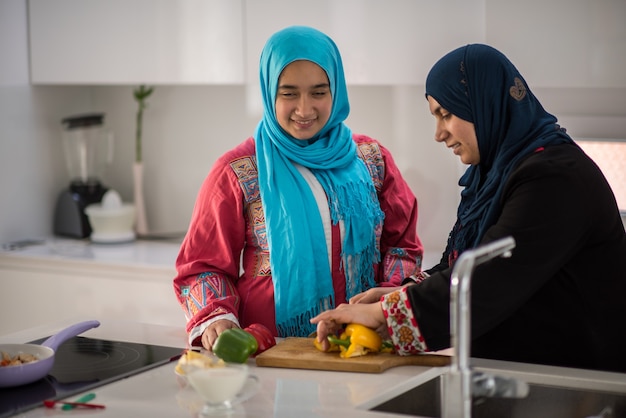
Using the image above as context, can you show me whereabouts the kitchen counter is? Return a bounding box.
[0,238,442,336]
[3,320,626,418]
[5,242,625,416]
[0,238,184,336]
[0,237,442,276]
[1,319,438,418]
[0,237,180,275]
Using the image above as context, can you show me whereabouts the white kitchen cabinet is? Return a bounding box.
[0,240,184,336]
[244,0,486,86]
[486,0,626,88]
[28,0,244,84]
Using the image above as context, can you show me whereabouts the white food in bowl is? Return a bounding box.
[185,363,249,405]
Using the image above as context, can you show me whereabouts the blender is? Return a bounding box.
[53,113,113,238]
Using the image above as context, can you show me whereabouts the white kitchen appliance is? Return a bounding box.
[85,190,136,243]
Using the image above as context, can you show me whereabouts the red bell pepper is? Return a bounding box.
[244,323,276,356]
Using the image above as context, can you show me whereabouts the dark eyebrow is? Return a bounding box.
[277,83,330,90]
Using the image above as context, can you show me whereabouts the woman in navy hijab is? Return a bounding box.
[313,44,626,373]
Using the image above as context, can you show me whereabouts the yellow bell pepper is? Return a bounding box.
[325,324,383,359]
[313,324,396,357]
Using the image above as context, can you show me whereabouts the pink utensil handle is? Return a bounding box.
[43,400,105,409]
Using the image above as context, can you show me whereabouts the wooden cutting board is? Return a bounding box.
[255,337,451,373]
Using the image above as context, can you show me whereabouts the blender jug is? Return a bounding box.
[53,113,113,238]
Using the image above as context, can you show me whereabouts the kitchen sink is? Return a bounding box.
[366,240,626,418]
[366,238,626,418]
[367,365,626,418]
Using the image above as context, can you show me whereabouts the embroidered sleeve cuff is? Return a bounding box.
[381,286,428,355]
[401,271,430,285]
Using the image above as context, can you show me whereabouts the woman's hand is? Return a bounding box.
[201,319,239,351]
[310,302,387,351]
[349,286,405,304]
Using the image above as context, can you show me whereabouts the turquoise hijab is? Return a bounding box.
[254,26,384,337]
[425,44,573,261]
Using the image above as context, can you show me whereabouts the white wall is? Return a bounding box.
[1,0,626,266]
[0,0,92,243]
[85,84,462,258]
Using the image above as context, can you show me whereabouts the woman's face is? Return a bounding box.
[275,60,332,140]
[427,96,480,165]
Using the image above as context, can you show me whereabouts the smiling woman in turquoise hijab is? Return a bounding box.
[174,26,423,348]
[255,26,386,335]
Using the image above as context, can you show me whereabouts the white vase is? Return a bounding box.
[133,161,149,236]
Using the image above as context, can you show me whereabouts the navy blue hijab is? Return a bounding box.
[425,44,574,261]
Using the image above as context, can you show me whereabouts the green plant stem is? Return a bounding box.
[133,85,154,163]
[136,104,143,163]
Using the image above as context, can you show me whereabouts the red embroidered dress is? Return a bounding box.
[174,134,423,345]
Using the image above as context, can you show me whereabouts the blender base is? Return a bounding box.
[53,190,92,238]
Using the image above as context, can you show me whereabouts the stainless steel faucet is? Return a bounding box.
[442,236,528,418]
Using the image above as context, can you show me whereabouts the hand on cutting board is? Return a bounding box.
[201,319,239,351]
[310,302,388,351]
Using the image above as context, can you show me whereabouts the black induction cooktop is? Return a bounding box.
[0,336,183,418]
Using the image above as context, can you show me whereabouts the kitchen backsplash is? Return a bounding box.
[2,1,626,253]
[2,82,626,255]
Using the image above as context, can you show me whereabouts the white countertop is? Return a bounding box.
[1,319,438,418]
[4,320,626,418]
[0,237,443,274]
[7,244,624,416]
[0,237,181,272]
[0,238,187,337]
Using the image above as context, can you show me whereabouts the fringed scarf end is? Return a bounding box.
[276,295,334,337]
